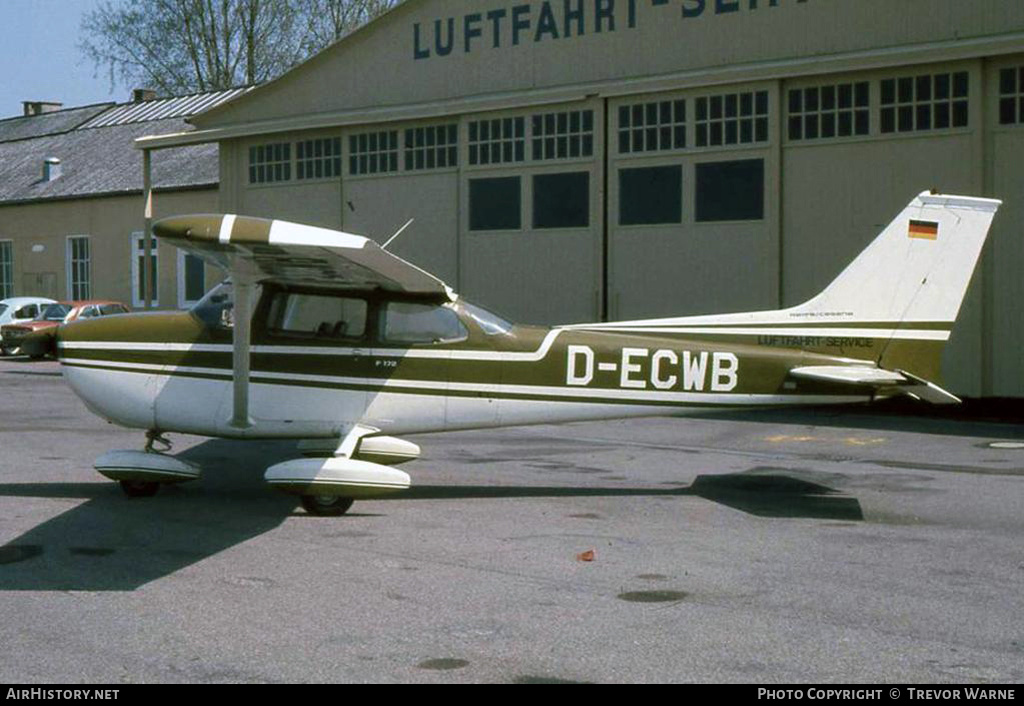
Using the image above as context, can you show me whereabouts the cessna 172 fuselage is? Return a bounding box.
[55,192,1001,515]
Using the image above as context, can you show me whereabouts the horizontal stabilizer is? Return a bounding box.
[790,366,906,386]
[790,366,961,405]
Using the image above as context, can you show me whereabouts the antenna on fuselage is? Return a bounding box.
[382,218,414,251]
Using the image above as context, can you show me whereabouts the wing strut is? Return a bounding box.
[230,270,255,430]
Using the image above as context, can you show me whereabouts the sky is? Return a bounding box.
[0,0,118,119]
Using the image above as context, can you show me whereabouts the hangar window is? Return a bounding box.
[618,100,686,153]
[0,241,12,299]
[248,143,292,184]
[619,165,682,226]
[788,82,869,140]
[532,110,594,160]
[998,67,1024,125]
[695,159,764,222]
[405,124,458,171]
[695,91,768,148]
[533,172,590,229]
[880,72,969,133]
[468,117,525,166]
[297,138,342,180]
[469,177,521,231]
[349,130,399,176]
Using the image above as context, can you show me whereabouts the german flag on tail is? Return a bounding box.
[908,219,939,240]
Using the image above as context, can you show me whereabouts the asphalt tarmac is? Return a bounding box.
[0,356,1022,684]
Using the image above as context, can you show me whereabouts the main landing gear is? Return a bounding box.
[299,494,356,517]
[92,429,416,516]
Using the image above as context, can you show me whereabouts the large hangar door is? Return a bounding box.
[458,105,603,326]
[607,89,778,321]
[342,172,460,285]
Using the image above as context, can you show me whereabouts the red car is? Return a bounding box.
[0,300,130,358]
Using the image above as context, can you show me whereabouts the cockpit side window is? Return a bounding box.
[267,292,368,340]
[383,302,468,344]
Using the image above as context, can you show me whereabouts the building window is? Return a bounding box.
[349,130,398,175]
[177,250,206,309]
[248,143,292,184]
[619,165,682,226]
[880,72,969,133]
[696,91,769,147]
[533,172,590,229]
[405,124,458,171]
[131,232,158,308]
[788,82,869,140]
[532,110,594,160]
[695,159,764,222]
[297,138,342,180]
[468,117,525,166]
[618,100,686,153]
[999,66,1024,125]
[0,241,12,299]
[469,177,521,231]
[67,236,91,300]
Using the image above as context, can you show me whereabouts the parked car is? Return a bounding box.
[1,300,130,359]
[0,297,57,355]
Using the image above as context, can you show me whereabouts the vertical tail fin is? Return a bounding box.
[790,191,1000,329]
[571,191,999,387]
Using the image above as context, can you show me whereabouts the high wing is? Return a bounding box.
[152,214,450,297]
[152,213,451,431]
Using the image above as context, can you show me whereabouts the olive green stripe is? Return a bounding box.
[59,360,819,409]
[594,321,951,331]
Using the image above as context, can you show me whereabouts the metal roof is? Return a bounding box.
[0,104,114,145]
[0,88,250,205]
[0,118,218,204]
[76,88,251,129]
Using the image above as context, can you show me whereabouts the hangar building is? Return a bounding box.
[140,0,1024,398]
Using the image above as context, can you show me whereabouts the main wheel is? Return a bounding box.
[301,494,355,517]
[119,480,160,498]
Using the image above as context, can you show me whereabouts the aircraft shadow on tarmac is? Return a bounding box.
[688,401,1024,439]
[0,439,861,592]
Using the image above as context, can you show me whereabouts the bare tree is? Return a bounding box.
[297,0,401,50]
[81,0,400,96]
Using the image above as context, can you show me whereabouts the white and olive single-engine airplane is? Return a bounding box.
[55,191,999,515]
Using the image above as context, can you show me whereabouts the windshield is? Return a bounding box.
[461,301,514,336]
[41,304,71,322]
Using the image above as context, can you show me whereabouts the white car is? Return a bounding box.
[0,297,57,355]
